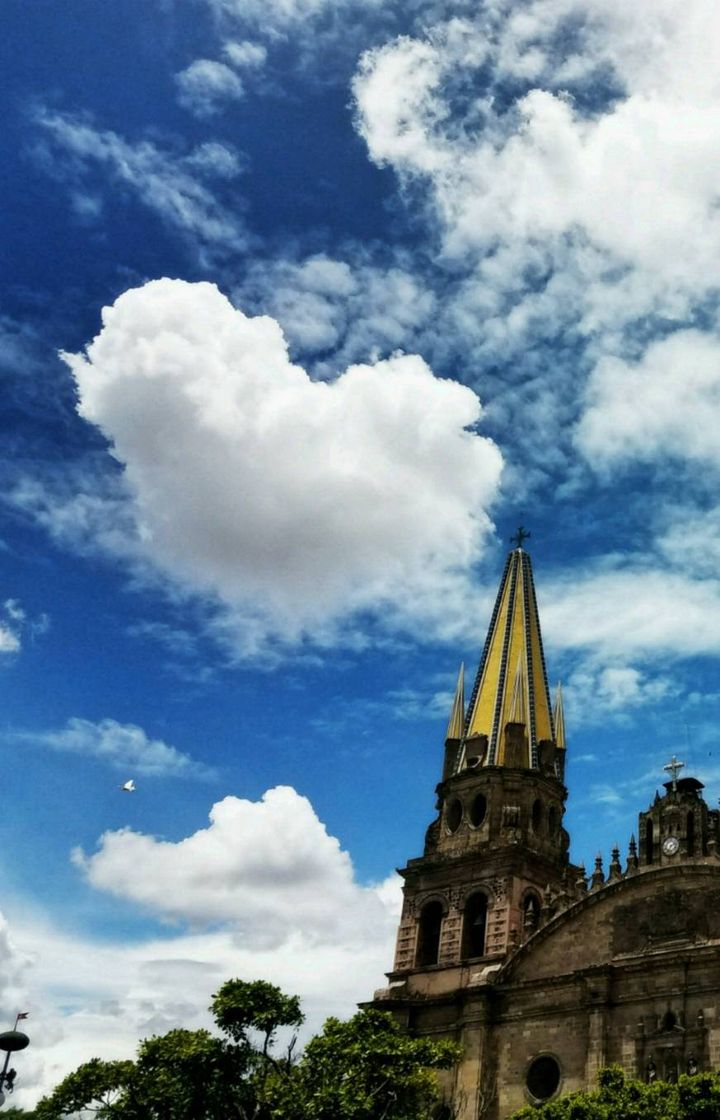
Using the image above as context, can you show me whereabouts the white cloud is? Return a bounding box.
[575,329,720,472]
[175,60,246,117]
[565,662,676,726]
[233,252,437,372]
[0,598,48,656]
[349,0,720,476]
[34,111,248,254]
[223,40,267,70]
[206,0,376,28]
[16,717,214,780]
[0,625,20,654]
[544,565,720,660]
[58,277,502,655]
[656,506,720,578]
[73,786,399,947]
[353,2,720,312]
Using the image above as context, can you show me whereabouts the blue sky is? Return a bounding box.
[3,0,720,1103]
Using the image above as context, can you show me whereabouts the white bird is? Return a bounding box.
[121,779,136,792]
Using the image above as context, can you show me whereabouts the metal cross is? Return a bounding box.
[510,526,531,549]
[663,755,685,790]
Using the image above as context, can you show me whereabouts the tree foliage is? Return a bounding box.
[511,1065,720,1120]
[34,1058,133,1119]
[33,980,458,1120]
[277,1007,459,1120]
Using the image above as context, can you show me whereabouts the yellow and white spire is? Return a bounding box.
[445,663,465,741]
[553,682,566,751]
[462,535,555,768]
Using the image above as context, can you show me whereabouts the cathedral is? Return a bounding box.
[371,538,720,1118]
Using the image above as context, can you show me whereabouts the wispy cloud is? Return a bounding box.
[175,60,246,117]
[175,41,267,118]
[0,599,49,656]
[11,717,216,780]
[32,109,251,257]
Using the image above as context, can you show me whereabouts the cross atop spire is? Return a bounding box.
[510,526,531,550]
[663,755,685,790]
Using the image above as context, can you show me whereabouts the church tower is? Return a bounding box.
[372,537,720,1119]
[389,537,574,984]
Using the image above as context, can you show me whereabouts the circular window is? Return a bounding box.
[469,793,487,827]
[526,1056,561,1102]
[446,798,463,832]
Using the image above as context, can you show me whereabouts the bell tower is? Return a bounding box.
[383,536,576,987]
[637,756,720,866]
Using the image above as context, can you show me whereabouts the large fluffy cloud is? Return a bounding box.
[73,786,398,947]
[60,278,502,654]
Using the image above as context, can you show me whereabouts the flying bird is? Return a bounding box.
[120,779,136,792]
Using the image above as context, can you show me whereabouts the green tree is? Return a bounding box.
[34,1058,133,1118]
[33,980,457,1120]
[34,980,300,1120]
[510,1065,720,1120]
[278,1007,460,1120]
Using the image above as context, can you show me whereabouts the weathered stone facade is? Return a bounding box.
[370,544,720,1118]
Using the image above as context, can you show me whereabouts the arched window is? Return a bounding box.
[469,793,487,827]
[462,893,488,959]
[646,820,654,864]
[531,799,543,832]
[416,901,444,966]
[548,806,558,836]
[687,811,695,857]
[445,798,462,833]
[523,892,541,933]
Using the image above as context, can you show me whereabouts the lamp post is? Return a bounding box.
[0,1016,30,1107]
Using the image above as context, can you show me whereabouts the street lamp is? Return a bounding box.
[0,1015,30,1107]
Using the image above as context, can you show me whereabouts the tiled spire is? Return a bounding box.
[463,543,555,768]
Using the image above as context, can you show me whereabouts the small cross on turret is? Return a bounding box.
[510,526,531,550]
[663,754,685,791]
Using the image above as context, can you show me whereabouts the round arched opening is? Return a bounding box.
[548,805,558,837]
[461,892,488,959]
[445,798,463,833]
[531,799,543,832]
[416,901,444,967]
[469,793,487,827]
[526,1055,561,1102]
